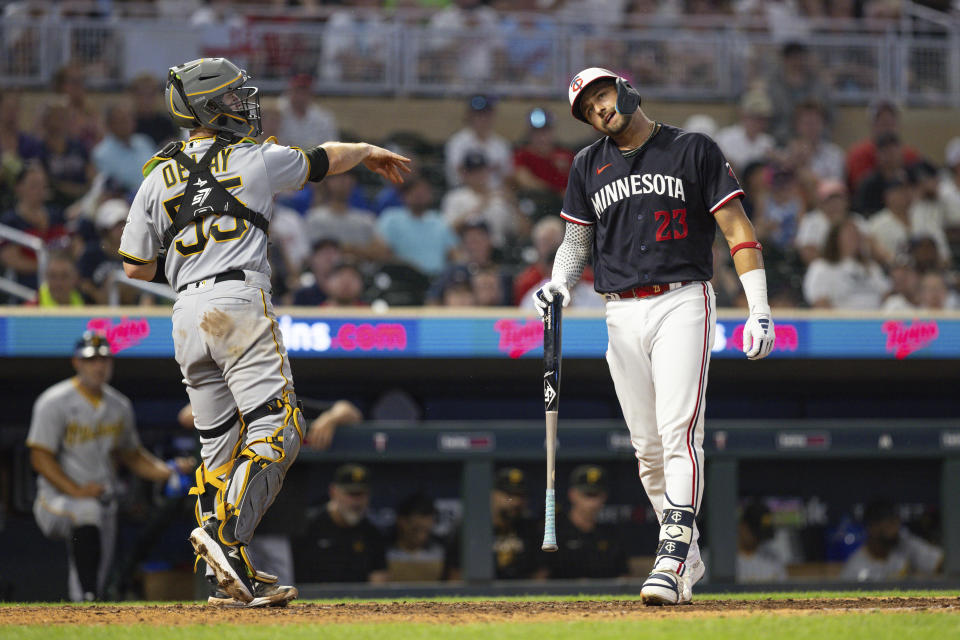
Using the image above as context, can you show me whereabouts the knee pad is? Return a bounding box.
[216,396,304,545]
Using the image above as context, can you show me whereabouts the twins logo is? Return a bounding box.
[663,541,677,554]
[670,511,683,523]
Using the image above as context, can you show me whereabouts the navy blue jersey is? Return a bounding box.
[561,124,743,293]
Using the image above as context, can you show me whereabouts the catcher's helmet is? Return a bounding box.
[74,331,112,359]
[165,58,262,139]
[568,67,641,124]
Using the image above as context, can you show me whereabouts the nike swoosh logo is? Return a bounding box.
[596,163,612,175]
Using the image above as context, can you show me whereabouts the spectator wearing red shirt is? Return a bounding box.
[512,108,574,197]
[846,99,920,191]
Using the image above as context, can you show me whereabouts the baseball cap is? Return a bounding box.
[568,67,619,123]
[74,331,112,359]
[569,464,608,495]
[945,137,960,168]
[461,150,488,171]
[740,89,773,117]
[95,198,129,230]
[817,179,847,202]
[332,463,371,492]
[528,107,554,130]
[468,94,495,113]
[495,467,527,495]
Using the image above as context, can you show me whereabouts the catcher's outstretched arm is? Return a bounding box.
[551,221,594,290]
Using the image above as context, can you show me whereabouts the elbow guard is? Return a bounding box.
[305,146,330,183]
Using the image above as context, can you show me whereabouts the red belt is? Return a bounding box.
[603,281,692,301]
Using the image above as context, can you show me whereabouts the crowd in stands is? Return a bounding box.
[2,45,959,311]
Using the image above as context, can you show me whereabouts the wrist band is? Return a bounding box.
[730,241,762,257]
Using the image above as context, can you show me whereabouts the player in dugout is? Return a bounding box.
[26,332,194,601]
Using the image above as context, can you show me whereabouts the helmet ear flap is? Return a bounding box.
[615,78,641,116]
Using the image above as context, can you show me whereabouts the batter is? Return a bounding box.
[534,67,776,605]
[119,57,409,606]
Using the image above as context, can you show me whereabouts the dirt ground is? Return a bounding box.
[1,597,958,626]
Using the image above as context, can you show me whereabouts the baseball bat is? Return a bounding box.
[541,297,562,552]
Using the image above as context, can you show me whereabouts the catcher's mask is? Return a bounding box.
[568,67,641,124]
[165,57,262,140]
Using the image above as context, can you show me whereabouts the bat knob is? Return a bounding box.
[541,543,558,552]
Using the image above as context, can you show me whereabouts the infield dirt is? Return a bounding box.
[1,597,958,626]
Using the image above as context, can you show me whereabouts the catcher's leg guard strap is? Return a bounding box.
[654,508,696,564]
[218,399,304,545]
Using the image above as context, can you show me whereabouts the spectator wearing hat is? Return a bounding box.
[794,179,864,265]
[385,493,452,582]
[442,150,520,249]
[428,220,510,305]
[545,465,628,580]
[512,107,575,197]
[854,132,907,217]
[765,42,834,145]
[803,216,889,309]
[714,88,776,173]
[867,171,951,268]
[77,198,129,305]
[937,137,960,238]
[736,501,787,584]
[490,467,547,580]
[275,74,338,149]
[378,176,458,277]
[846,100,921,191]
[444,95,513,189]
[841,500,942,582]
[293,464,388,583]
[91,101,155,194]
[290,238,343,306]
[305,170,387,262]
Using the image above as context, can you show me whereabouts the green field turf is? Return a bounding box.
[3,591,958,640]
[4,614,960,640]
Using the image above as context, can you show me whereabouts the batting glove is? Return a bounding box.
[533,281,571,319]
[743,310,775,360]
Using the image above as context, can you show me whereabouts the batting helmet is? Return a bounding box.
[568,67,641,124]
[74,331,112,359]
[165,58,262,139]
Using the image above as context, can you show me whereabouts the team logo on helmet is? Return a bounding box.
[571,76,584,92]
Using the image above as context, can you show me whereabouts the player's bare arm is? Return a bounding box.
[713,199,764,276]
[714,199,776,360]
[117,446,190,483]
[29,446,104,498]
[123,260,157,282]
[322,142,412,184]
